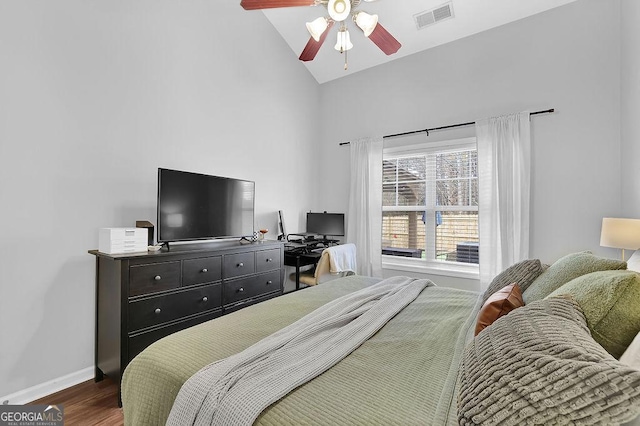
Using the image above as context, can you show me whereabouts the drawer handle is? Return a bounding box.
[154,275,162,281]
[237,262,244,268]
[202,296,208,302]
[266,258,273,262]
[201,268,208,273]
[155,308,161,314]
[238,287,244,293]
[267,280,273,285]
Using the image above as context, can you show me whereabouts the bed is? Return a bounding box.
[122,253,640,426]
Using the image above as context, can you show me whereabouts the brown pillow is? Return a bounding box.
[475,283,524,336]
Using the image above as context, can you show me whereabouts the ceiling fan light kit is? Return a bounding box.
[240,0,401,68]
[354,11,378,37]
[334,26,353,52]
[327,0,351,21]
[306,16,329,41]
[299,20,335,62]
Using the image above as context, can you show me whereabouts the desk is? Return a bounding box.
[283,250,322,291]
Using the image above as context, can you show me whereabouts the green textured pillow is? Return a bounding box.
[547,270,640,359]
[522,251,626,304]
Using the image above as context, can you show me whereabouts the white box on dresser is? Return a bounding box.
[99,227,147,254]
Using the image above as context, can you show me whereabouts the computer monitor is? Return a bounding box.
[306,212,345,238]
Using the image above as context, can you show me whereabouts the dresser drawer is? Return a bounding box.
[128,283,222,332]
[129,261,181,297]
[128,309,222,362]
[183,256,222,286]
[223,270,281,306]
[223,252,255,279]
[223,292,277,314]
[255,248,281,273]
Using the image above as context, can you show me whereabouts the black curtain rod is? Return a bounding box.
[338,108,555,146]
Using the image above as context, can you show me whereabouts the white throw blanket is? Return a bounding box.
[166,276,433,426]
[326,243,357,274]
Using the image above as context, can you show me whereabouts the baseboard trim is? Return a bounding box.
[0,367,94,405]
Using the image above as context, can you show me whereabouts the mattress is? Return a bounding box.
[122,275,482,425]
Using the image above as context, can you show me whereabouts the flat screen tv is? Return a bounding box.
[157,168,255,243]
[306,212,345,237]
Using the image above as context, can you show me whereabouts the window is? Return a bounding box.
[382,138,479,268]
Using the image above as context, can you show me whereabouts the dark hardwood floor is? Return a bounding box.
[30,378,123,425]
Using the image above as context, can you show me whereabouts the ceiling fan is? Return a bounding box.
[240,0,401,69]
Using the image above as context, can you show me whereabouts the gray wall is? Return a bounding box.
[0,1,320,398]
[622,0,640,217]
[317,0,624,288]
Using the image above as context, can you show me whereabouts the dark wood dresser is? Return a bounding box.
[89,240,284,402]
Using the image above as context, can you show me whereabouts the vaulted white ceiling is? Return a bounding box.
[257,0,579,84]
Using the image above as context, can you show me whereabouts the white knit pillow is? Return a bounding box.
[621,331,640,370]
[628,251,640,273]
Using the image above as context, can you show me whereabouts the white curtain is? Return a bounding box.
[347,136,383,277]
[476,112,531,289]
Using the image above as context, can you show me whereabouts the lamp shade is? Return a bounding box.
[327,0,351,22]
[354,11,378,37]
[306,17,328,42]
[334,28,353,52]
[600,217,640,250]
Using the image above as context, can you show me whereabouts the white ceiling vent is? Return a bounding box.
[414,2,454,30]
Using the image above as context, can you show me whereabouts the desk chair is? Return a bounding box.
[295,244,357,286]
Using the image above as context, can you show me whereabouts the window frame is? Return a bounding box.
[382,137,479,279]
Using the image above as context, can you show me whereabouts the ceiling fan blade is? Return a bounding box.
[299,21,334,62]
[240,0,316,10]
[368,23,401,55]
